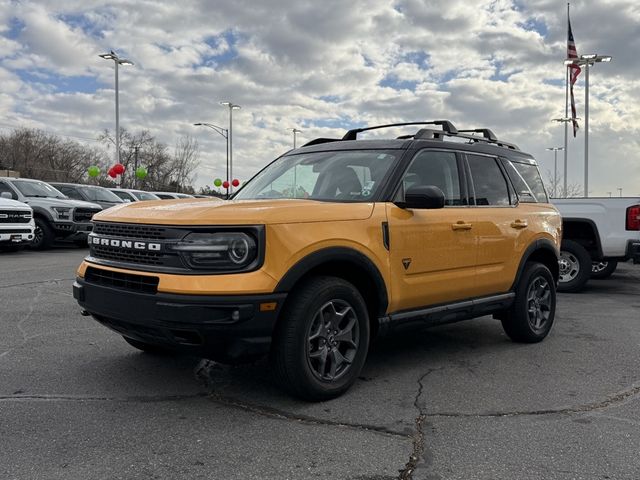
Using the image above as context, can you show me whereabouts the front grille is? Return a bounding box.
[85,266,159,294]
[91,245,164,265]
[93,222,167,239]
[0,210,31,223]
[74,208,101,222]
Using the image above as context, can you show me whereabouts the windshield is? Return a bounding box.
[13,180,66,199]
[234,150,400,202]
[79,186,123,203]
[132,191,160,201]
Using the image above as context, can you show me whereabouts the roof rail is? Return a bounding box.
[458,128,498,142]
[300,138,342,147]
[342,120,458,140]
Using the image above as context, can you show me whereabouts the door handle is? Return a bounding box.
[451,221,473,231]
[511,220,528,229]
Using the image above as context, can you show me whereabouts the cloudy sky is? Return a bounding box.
[0,0,638,196]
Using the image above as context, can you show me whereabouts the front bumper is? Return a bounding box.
[0,228,34,244]
[53,221,93,240]
[73,277,286,361]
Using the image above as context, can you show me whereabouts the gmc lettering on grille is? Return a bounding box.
[89,236,162,251]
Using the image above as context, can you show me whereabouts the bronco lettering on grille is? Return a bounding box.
[89,236,161,251]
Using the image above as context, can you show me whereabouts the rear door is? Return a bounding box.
[465,153,535,295]
[386,149,478,312]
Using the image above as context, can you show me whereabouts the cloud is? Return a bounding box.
[0,0,637,194]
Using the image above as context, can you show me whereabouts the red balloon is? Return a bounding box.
[222,181,230,189]
[231,179,240,187]
[113,163,125,175]
[108,169,117,178]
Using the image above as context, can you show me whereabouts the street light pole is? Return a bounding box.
[193,123,229,191]
[290,128,302,149]
[551,117,574,198]
[220,102,241,194]
[99,51,134,180]
[564,54,612,197]
[546,147,564,198]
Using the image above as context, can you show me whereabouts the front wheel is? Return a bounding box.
[501,262,556,343]
[591,260,618,280]
[31,218,54,250]
[558,240,591,293]
[270,276,370,401]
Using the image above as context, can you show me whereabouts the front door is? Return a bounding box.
[386,150,477,313]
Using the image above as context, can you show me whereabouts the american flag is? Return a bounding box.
[567,14,581,137]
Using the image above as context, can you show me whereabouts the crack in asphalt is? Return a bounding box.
[397,370,435,480]
[0,393,208,403]
[207,393,411,440]
[0,278,74,289]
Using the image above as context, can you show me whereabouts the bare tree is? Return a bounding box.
[543,169,583,198]
[172,135,200,192]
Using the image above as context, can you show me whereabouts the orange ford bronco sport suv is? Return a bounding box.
[74,121,562,400]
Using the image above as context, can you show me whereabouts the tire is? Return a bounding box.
[501,262,556,343]
[31,218,54,250]
[270,276,370,401]
[122,336,173,355]
[591,260,618,280]
[558,239,591,293]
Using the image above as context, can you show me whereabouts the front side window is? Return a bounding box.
[467,155,511,206]
[0,181,18,200]
[398,150,463,206]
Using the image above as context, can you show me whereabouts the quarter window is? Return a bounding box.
[400,151,463,206]
[467,155,511,206]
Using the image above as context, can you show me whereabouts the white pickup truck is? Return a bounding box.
[553,197,640,292]
[0,194,35,251]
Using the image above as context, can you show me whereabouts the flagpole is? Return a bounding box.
[563,2,570,198]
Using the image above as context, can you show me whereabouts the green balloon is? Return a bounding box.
[87,166,100,177]
[214,178,222,187]
[135,167,148,179]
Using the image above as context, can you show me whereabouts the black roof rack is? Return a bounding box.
[458,128,498,142]
[342,120,458,140]
[301,120,520,151]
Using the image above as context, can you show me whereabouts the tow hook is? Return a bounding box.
[80,310,90,317]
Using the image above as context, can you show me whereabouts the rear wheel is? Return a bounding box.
[591,260,618,279]
[501,262,556,343]
[31,218,54,250]
[558,240,591,293]
[271,276,370,401]
[122,336,173,355]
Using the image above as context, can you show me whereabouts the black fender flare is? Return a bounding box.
[274,247,389,317]
[510,239,560,290]
[31,206,55,224]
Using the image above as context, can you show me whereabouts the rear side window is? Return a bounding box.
[503,160,548,203]
[466,155,511,206]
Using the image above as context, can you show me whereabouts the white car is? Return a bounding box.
[0,194,35,251]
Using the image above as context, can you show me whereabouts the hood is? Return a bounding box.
[94,198,375,225]
[0,198,32,210]
[23,197,102,210]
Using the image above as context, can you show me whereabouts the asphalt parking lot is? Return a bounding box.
[1,249,639,480]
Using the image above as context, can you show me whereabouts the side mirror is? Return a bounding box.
[1,192,13,199]
[396,185,445,209]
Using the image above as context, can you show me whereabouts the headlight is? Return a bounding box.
[52,207,71,220]
[172,232,258,270]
